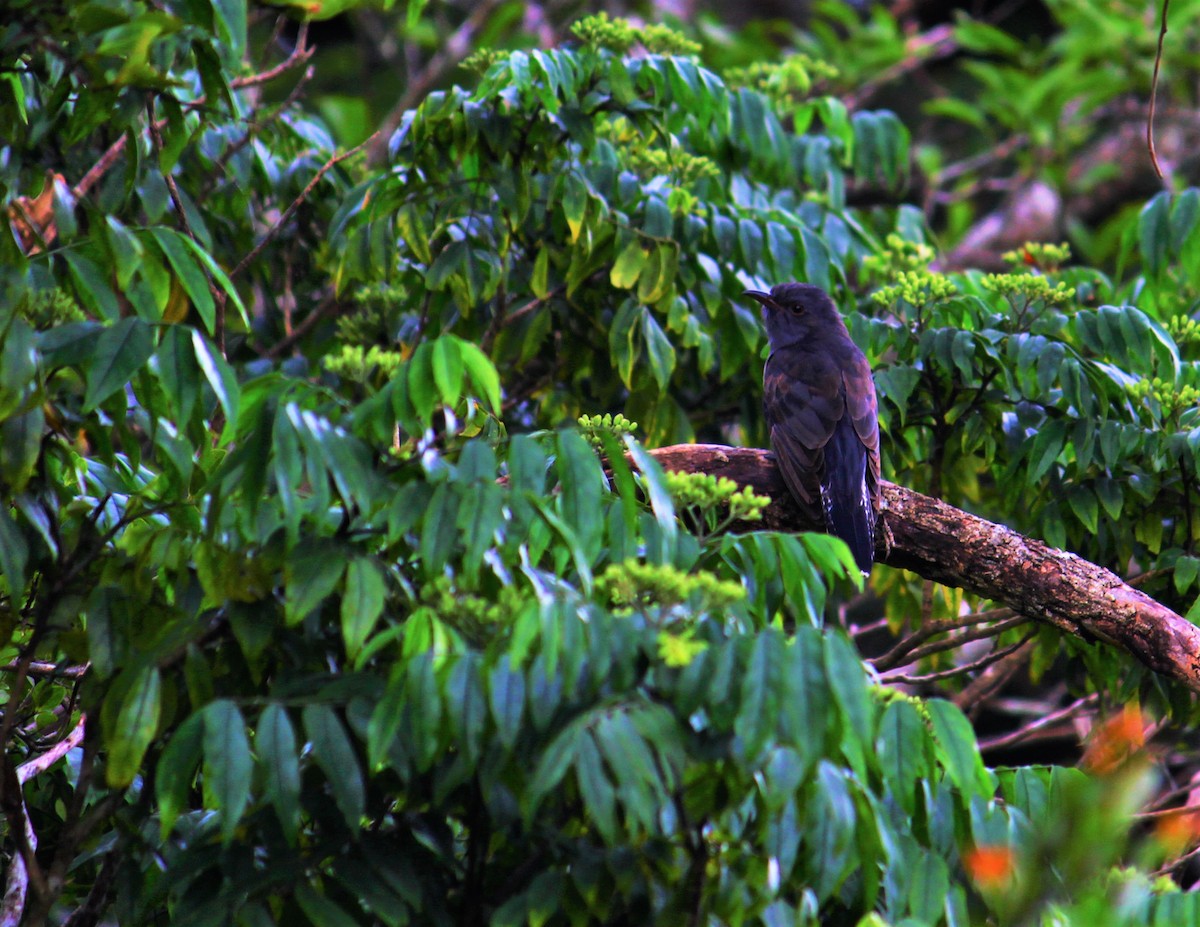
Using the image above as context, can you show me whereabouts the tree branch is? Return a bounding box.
[646,444,1200,692]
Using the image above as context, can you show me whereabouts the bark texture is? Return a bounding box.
[648,444,1200,692]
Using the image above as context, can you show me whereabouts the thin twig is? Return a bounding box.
[954,638,1036,711]
[879,630,1036,686]
[231,21,311,92]
[61,851,118,927]
[871,607,1016,671]
[1148,0,1171,179]
[0,661,88,678]
[226,132,379,286]
[261,293,340,359]
[977,694,1099,753]
[882,614,1031,668]
[200,64,316,201]
[845,24,958,110]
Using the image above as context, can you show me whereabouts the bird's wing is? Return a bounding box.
[842,355,881,513]
[763,350,844,518]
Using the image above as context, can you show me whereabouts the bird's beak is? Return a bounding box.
[742,289,778,313]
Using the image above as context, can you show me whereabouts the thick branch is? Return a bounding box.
[647,444,1200,692]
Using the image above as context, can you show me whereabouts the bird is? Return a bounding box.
[744,283,881,577]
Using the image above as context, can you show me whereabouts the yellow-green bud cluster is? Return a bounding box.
[1165,316,1200,346]
[637,23,702,56]
[461,48,505,74]
[622,147,720,185]
[657,629,708,667]
[17,287,85,328]
[1128,376,1200,418]
[578,412,638,447]
[597,559,745,611]
[324,344,406,382]
[421,577,524,643]
[665,471,768,523]
[980,273,1075,307]
[571,13,700,57]
[862,234,936,279]
[1001,241,1071,272]
[872,270,957,308]
[724,55,838,103]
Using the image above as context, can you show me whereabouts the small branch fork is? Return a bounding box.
[1,715,87,927]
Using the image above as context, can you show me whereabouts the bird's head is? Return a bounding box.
[743,283,847,348]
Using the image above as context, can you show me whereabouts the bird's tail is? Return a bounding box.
[822,422,876,577]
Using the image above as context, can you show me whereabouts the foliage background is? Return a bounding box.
[4,0,1200,925]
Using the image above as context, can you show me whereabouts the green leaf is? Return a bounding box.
[295,883,361,927]
[150,227,215,330]
[876,699,927,814]
[1175,556,1200,594]
[431,336,464,407]
[824,632,871,776]
[531,246,551,298]
[341,557,386,659]
[927,698,990,798]
[420,482,460,578]
[407,341,438,425]
[640,308,676,390]
[203,699,253,844]
[447,654,487,764]
[406,0,429,29]
[625,436,677,557]
[156,713,203,838]
[62,250,120,321]
[1025,419,1065,484]
[156,323,201,425]
[427,239,467,292]
[258,703,301,843]
[83,317,155,412]
[285,539,347,625]
[397,203,431,264]
[368,664,406,772]
[525,721,581,821]
[555,429,604,561]
[563,172,587,242]
[609,299,639,388]
[191,330,239,443]
[1139,191,1171,279]
[304,703,365,829]
[104,664,162,788]
[736,630,785,760]
[0,405,44,492]
[459,338,502,413]
[576,733,618,844]
[489,656,525,752]
[1067,486,1099,534]
[180,233,248,328]
[610,239,647,290]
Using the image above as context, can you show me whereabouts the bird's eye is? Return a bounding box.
[787,303,805,316]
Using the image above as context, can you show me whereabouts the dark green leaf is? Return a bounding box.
[83,318,155,412]
[203,699,253,844]
[104,664,162,788]
[304,704,365,829]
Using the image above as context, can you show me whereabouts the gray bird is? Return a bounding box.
[744,283,881,576]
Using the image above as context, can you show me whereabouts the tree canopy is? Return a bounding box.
[4,1,1200,925]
